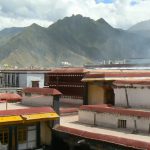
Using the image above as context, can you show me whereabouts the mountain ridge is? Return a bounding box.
[0,15,150,67]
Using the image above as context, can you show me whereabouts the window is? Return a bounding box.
[12,74,15,87]
[32,81,39,87]
[16,74,19,87]
[118,119,126,128]
[18,126,27,144]
[7,74,10,86]
[0,127,9,145]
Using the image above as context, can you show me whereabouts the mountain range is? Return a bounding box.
[0,15,150,67]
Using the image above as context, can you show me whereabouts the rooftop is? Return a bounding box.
[23,87,62,96]
[0,102,59,125]
[80,105,150,118]
[113,79,150,85]
[0,67,87,73]
[48,67,87,73]
[56,115,150,149]
[82,71,150,82]
[0,93,22,102]
[0,106,54,116]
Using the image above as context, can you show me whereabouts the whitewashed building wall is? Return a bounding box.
[95,113,137,130]
[27,73,44,88]
[79,110,150,133]
[114,87,150,109]
[79,110,95,125]
[22,94,53,106]
[19,73,27,87]
[60,97,83,105]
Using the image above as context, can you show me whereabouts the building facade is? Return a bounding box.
[82,71,150,106]
[79,105,150,133]
[44,67,87,104]
[114,80,150,109]
[0,107,59,150]
[22,87,62,109]
[1,70,49,88]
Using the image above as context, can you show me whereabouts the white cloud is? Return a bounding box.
[0,16,52,30]
[0,0,150,29]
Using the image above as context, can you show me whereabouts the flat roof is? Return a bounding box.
[48,67,87,73]
[0,102,59,124]
[23,87,62,96]
[57,115,150,149]
[0,67,87,73]
[113,79,150,85]
[80,105,150,118]
[0,102,54,115]
[0,93,22,101]
[82,71,150,82]
[0,69,51,73]
[0,106,55,116]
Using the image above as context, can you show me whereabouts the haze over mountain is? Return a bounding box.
[128,20,150,38]
[0,15,150,67]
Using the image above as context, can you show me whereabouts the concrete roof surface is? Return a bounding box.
[58,115,150,149]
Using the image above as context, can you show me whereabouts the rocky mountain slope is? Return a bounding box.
[0,15,150,67]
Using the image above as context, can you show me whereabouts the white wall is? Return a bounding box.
[79,110,150,133]
[22,94,53,106]
[60,97,83,105]
[19,73,27,87]
[114,88,150,109]
[27,73,44,88]
[95,113,137,130]
[79,110,95,125]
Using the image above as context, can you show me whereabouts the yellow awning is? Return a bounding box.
[22,113,59,121]
[0,116,23,125]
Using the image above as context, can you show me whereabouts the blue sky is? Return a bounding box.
[95,0,138,5]
[95,0,114,4]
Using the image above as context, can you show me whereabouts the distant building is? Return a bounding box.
[0,69,49,88]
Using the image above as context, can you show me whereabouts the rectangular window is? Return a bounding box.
[32,81,39,88]
[118,119,126,128]
[12,74,15,87]
[16,74,19,87]
[7,74,10,86]
[0,127,9,145]
[18,126,27,144]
